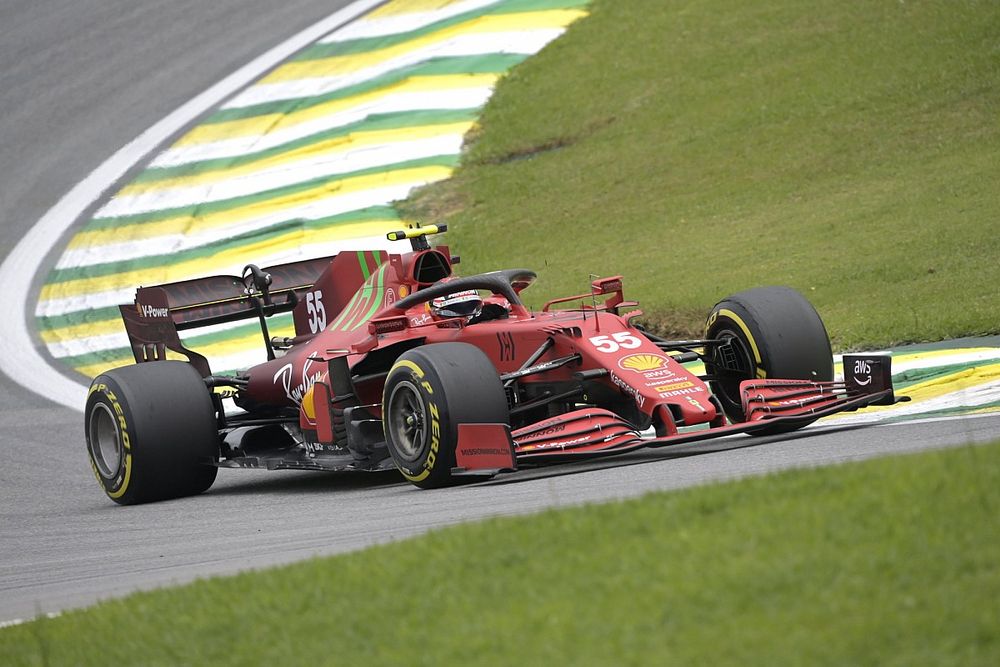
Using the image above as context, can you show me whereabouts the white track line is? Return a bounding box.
[0,611,62,631]
[0,0,385,411]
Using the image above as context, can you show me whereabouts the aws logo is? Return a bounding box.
[618,353,670,372]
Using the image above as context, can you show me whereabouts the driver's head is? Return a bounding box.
[430,288,483,321]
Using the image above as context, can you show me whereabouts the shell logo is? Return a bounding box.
[618,353,670,372]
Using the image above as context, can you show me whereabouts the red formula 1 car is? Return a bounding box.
[84,226,902,504]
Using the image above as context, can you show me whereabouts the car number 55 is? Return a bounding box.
[589,332,642,353]
[306,290,327,333]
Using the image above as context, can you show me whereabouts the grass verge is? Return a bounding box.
[401,0,1000,349]
[4,441,999,665]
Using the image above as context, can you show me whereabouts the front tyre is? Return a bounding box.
[705,286,833,434]
[85,361,220,505]
[383,343,508,489]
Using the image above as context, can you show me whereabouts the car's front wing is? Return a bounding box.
[453,354,904,474]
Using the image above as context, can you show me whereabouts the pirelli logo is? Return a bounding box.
[654,381,694,393]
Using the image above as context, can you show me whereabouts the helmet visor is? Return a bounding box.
[431,289,483,319]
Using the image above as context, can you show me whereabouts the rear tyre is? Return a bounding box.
[705,286,833,434]
[85,361,219,505]
[383,343,509,489]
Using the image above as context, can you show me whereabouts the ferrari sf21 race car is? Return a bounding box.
[85,226,903,504]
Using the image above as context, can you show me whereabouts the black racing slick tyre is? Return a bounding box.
[705,286,833,435]
[383,343,509,489]
[85,361,220,505]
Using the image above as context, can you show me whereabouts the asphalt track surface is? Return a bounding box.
[1,0,998,625]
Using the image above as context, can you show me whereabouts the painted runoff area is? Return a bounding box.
[33,0,589,386]
[0,0,384,410]
[4,0,998,425]
[663,337,1000,426]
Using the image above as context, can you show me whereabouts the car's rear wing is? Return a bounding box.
[119,256,333,376]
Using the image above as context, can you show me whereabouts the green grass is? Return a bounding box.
[402,0,1000,349]
[4,441,999,665]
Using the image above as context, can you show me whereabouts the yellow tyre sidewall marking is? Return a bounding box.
[88,380,133,499]
[387,359,441,483]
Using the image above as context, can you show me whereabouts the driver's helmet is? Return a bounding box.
[430,287,483,321]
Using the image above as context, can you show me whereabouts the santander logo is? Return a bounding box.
[272,357,323,405]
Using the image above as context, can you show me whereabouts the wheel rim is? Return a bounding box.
[386,380,427,463]
[708,328,755,419]
[88,402,122,479]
